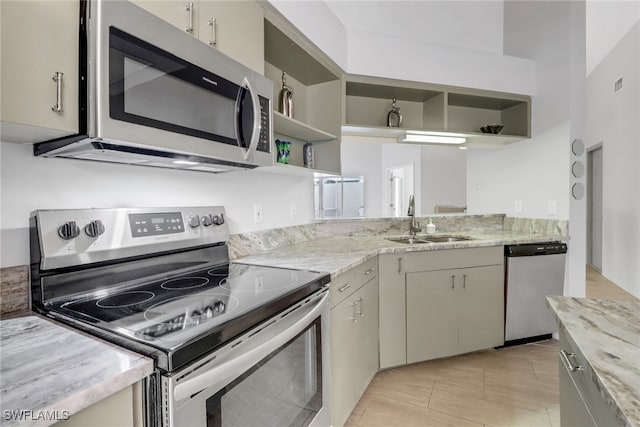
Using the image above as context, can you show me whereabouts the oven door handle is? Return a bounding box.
[173,291,328,402]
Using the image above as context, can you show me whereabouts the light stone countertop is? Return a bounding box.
[236,230,564,277]
[0,315,153,427]
[546,296,640,427]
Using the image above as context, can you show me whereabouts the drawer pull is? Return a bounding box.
[349,302,357,322]
[338,283,352,293]
[357,297,364,316]
[363,268,375,276]
[451,275,455,290]
[398,258,402,273]
[560,350,584,372]
[463,274,467,289]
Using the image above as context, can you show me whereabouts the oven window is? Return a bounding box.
[206,319,322,427]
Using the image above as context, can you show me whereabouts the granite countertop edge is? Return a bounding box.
[0,315,154,427]
[236,232,565,278]
[546,296,640,427]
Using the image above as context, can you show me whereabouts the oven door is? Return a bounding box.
[164,290,331,427]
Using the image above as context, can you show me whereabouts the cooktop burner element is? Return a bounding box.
[96,291,155,308]
[31,206,331,372]
[160,276,210,290]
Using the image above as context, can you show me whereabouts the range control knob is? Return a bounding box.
[201,214,213,227]
[57,221,80,240]
[84,220,105,238]
[212,213,225,225]
[188,216,200,228]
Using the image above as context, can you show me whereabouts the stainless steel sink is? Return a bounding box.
[421,235,473,243]
[386,235,473,244]
[386,237,432,244]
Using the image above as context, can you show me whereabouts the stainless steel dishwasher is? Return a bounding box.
[504,242,568,345]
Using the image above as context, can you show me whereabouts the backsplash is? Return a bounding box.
[0,266,29,315]
[314,214,505,240]
[504,217,568,237]
[0,215,568,315]
[228,224,317,260]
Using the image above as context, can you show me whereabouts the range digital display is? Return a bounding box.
[129,212,184,238]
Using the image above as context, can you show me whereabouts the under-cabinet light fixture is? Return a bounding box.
[398,131,466,145]
[172,160,199,166]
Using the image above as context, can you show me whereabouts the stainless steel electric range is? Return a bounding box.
[30,207,332,427]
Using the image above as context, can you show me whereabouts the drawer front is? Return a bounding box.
[401,246,503,272]
[559,331,622,427]
[330,257,378,308]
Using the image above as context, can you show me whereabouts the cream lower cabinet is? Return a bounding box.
[406,265,504,363]
[56,382,143,427]
[379,247,504,369]
[331,268,379,427]
[1,0,79,143]
[558,330,620,427]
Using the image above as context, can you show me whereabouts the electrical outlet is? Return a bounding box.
[548,200,558,215]
[254,205,263,223]
[515,200,523,213]
[290,203,297,219]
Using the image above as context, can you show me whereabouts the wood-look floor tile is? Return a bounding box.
[399,359,485,392]
[546,404,560,427]
[429,382,552,427]
[358,394,483,427]
[484,368,559,408]
[367,368,434,409]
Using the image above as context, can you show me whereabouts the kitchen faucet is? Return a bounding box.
[407,195,422,237]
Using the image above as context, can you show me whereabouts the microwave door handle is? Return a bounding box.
[173,291,328,402]
[239,76,261,162]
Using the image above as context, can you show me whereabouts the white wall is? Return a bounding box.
[467,0,586,297]
[0,142,313,268]
[341,137,467,218]
[586,22,640,297]
[340,136,384,217]
[326,1,504,55]
[420,147,467,214]
[346,29,536,95]
[586,0,640,75]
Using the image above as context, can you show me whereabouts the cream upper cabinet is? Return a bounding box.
[131,1,199,37]
[132,1,263,74]
[198,1,264,74]
[0,0,79,143]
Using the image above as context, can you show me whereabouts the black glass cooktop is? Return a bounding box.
[50,261,329,370]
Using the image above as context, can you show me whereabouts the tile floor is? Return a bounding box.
[345,266,637,427]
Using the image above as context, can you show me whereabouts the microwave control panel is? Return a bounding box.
[257,96,271,153]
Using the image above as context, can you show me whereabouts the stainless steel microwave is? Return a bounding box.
[34,0,273,173]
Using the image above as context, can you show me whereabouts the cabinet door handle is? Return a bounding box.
[560,350,584,372]
[185,3,194,33]
[463,274,467,289]
[357,297,364,316]
[451,275,455,290]
[398,258,402,273]
[208,17,217,46]
[338,283,351,293]
[349,302,357,322]
[363,267,375,276]
[51,72,63,113]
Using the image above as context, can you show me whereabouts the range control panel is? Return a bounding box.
[35,206,230,270]
[129,212,184,238]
